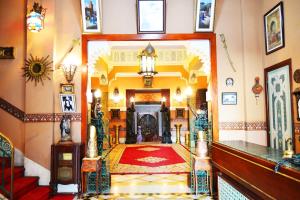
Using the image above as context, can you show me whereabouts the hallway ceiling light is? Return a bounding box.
[27,2,46,32]
[138,43,158,80]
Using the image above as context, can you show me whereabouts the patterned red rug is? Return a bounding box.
[109,144,190,174]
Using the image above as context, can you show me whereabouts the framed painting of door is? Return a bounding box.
[81,33,218,144]
[264,58,294,151]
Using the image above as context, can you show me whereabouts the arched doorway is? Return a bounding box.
[81,34,218,144]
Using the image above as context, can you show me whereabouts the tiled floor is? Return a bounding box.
[77,172,210,199]
[76,144,211,199]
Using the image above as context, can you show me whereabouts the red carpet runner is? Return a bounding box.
[109,144,190,174]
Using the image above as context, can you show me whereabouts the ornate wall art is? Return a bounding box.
[252,77,263,104]
[264,59,294,151]
[219,34,237,72]
[293,88,300,121]
[293,69,300,83]
[264,1,285,54]
[23,54,53,85]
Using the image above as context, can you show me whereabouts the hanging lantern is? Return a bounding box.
[138,43,158,77]
[27,2,46,32]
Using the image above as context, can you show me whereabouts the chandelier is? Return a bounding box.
[26,2,46,32]
[138,43,158,87]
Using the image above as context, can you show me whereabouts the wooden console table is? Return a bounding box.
[81,156,102,194]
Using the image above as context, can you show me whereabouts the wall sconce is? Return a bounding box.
[174,87,183,102]
[111,88,121,103]
[27,2,46,32]
[61,64,77,83]
[184,86,193,99]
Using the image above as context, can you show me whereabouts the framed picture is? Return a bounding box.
[222,92,237,105]
[60,94,76,113]
[264,59,294,150]
[111,109,120,120]
[264,2,285,54]
[137,0,166,34]
[60,83,74,94]
[176,108,185,118]
[225,78,234,87]
[80,0,102,33]
[195,0,216,32]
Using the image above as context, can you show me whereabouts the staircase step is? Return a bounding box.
[0,167,25,185]
[5,177,39,199]
[19,186,50,200]
[0,157,11,168]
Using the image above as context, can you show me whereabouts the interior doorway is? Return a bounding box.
[136,104,162,142]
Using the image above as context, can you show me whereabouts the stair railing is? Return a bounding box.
[0,132,14,200]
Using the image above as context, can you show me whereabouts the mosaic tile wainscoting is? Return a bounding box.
[218,176,248,200]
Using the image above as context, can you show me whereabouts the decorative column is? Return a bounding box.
[175,124,182,144]
[160,100,172,144]
[185,131,190,146]
[125,99,136,144]
[114,125,121,145]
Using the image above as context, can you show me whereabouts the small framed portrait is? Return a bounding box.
[60,83,75,94]
[176,108,185,118]
[137,0,166,34]
[80,0,102,33]
[195,0,216,32]
[264,2,285,54]
[222,92,237,105]
[225,78,234,87]
[60,94,76,113]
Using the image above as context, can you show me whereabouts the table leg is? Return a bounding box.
[96,170,99,194]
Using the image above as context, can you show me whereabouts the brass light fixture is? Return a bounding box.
[61,64,77,83]
[138,43,158,87]
[27,2,46,32]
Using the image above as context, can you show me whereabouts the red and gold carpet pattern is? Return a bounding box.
[109,144,190,174]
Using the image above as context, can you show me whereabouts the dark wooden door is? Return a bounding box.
[138,113,158,142]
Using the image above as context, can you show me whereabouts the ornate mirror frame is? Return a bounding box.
[81,33,218,144]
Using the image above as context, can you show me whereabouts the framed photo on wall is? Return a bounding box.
[60,83,74,94]
[80,0,102,33]
[60,94,76,113]
[137,0,166,33]
[222,92,237,105]
[264,59,294,151]
[195,0,216,32]
[264,1,285,54]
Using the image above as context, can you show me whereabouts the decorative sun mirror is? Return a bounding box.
[23,54,52,85]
